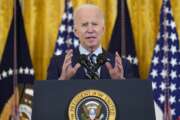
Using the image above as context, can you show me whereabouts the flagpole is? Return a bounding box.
[11,0,19,119]
[120,0,126,56]
[162,1,172,120]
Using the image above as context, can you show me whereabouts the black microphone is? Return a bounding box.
[77,54,91,68]
[78,54,99,80]
[93,53,108,71]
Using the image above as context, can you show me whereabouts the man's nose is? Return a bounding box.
[87,25,94,33]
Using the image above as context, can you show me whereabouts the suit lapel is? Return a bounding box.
[71,49,86,79]
[100,50,113,79]
[100,65,110,79]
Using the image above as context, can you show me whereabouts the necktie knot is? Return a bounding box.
[89,53,97,64]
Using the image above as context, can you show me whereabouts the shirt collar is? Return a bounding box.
[79,45,103,56]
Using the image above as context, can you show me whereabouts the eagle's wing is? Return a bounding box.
[82,105,89,117]
[96,105,102,117]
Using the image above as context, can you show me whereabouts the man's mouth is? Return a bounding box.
[86,36,96,39]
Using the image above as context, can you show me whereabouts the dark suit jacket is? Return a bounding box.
[47,48,137,80]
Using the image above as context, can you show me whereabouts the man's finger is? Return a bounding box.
[66,49,73,54]
[63,60,72,70]
[64,52,73,63]
[115,52,122,65]
[105,62,113,71]
[71,63,81,74]
[117,63,123,72]
[74,63,81,71]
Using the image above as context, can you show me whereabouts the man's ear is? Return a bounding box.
[102,25,105,35]
[74,28,77,32]
[73,28,78,36]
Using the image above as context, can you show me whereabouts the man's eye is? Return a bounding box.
[82,23,88,27]
[92,23,98,26]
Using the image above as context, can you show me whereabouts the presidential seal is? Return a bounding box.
[68,89,116,120]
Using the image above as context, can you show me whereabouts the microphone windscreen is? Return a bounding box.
[77,54,88,66]
[96,53,107,65]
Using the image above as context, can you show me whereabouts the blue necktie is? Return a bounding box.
[85,53,100,80]
[89,53,97,64]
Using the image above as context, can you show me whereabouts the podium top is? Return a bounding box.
[32,79,155,120]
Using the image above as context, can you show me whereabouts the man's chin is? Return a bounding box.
[87,45,99,50]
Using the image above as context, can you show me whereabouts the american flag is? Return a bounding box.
[54,0,79,56]
[148,0,180,120]
[0,0,35,119]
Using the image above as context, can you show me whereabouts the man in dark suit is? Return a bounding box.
[47,4,136,80]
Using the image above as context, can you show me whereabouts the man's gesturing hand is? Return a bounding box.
[105,52,125,80]
[59,49,81,80]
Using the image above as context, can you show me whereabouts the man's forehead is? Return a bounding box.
[74,4,104,18]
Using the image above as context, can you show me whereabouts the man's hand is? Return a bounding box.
[59,49,81,80]
[105,52,125,80]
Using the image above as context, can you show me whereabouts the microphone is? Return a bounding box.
[77,53,109,80]
[77,54,91,68]
[93,53,108,71]
[77,54,99,80]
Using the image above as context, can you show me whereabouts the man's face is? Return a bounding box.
[74,7,104,50]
